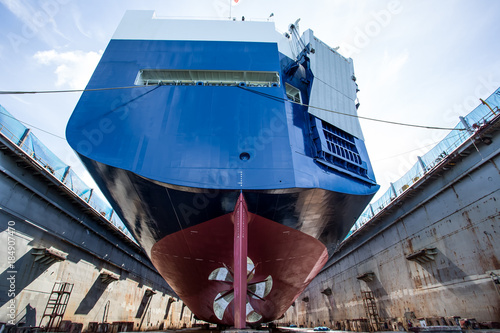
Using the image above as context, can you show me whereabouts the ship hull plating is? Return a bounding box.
[67,12,379,326]
[151,199,328,325]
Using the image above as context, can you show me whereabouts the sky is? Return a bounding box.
[0,0,499,205]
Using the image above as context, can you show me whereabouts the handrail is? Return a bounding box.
[348,87,500,238]
[0,106,134,241]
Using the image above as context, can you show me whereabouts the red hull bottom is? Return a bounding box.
[151,196,328,326]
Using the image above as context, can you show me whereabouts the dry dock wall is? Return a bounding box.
[280,118,500,329]
[0,132,196,331]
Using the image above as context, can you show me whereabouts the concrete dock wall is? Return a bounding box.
[0,132,196,331]
[279,118,500,329]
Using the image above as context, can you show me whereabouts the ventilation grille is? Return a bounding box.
[316,120,368,178]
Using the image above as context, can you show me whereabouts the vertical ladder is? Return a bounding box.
[40,282,74,331]
[102,300,110,323]
[362,291,380,331]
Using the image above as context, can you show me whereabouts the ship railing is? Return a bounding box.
[0,105,135,241]
[348,87,500,237]
[152,15,276,22]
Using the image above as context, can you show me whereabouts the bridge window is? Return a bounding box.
[285,83,301,103]
[135,69,280,87]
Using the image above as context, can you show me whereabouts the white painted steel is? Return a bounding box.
[303,30,364,140]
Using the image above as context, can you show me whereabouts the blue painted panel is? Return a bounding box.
[67,39,379,196]
[67,40,296,190]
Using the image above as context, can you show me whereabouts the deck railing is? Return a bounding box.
[0,106,134,240]
[348,87,500,238]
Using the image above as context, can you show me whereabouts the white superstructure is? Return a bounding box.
[113,11,363,139]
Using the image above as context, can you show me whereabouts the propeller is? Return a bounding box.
[209,257,273,322]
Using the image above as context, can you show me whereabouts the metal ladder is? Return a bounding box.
[361,291,381,331]
[40,282,74,331]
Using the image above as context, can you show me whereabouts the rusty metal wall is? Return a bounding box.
[278,119,500,329]
[0,134,198,331]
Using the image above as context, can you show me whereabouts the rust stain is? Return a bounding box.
[480,224,500,269]
[407,238,414,254]
[410,265,423,289]
[451,185,460,199]
[423,270,431,286]
[461,209,499,271]
[491,253,500,269]
[412,274,422,289]
[462,210,475,229]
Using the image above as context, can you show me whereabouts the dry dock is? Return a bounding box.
[1,91,500,333]
[0,107,194,331]
[278,110,500,329]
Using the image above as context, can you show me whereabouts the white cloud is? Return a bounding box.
[33,49,103,89]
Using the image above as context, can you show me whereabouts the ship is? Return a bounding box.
[66,11,379,327]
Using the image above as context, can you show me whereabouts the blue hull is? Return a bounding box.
[67,36,379,253]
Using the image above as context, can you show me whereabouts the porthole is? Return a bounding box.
[239,152,250,161]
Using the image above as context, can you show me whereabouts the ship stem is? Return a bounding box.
[233,192,248,329]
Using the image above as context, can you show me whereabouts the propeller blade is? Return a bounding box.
[246,302,262,323]
[248,275,273,299]
[209,267,233,282]
[213,291,234,320]
[246,257,255,281]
